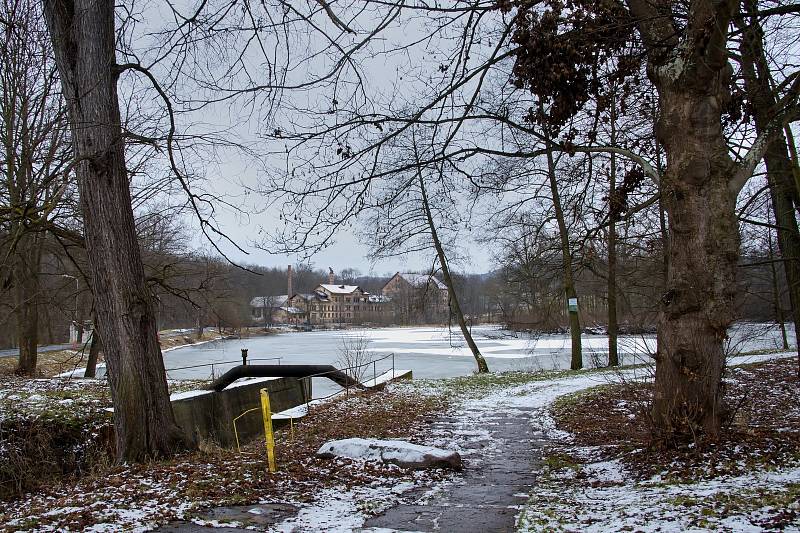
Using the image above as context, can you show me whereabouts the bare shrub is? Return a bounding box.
[0,413,114,500]
[335,334,373,384]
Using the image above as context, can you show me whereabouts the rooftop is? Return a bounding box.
[396,273,447,290]
[318,284,363,295]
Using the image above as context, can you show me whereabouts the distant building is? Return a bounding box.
[250,294,306,326]
[382,272,450,324]
[251,267,392,327]
[307,283,366,324]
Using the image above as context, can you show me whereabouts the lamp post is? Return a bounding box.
[62,274,79,345]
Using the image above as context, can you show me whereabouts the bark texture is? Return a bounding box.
[43,0,187,460]
[649,60,738,441]
[623,0,743,441]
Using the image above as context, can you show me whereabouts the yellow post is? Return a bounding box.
[260,388,277,472]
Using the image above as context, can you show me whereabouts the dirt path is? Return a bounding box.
[157,406,547,532]
[158,376,606,532]
[155,355,799,532]
[363,406,546,532]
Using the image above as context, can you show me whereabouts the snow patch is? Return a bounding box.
[317,438,462,469]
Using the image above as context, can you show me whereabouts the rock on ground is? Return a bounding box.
[316,438,462,469]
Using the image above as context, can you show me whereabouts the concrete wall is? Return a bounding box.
[171,376,310,447]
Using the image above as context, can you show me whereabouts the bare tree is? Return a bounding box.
[737,1,800,377]
[43,0,187,461]
[417,157,489,373]
[544,141,582,370]
[503,0,800,441]
[0,0,71,376]
[258,0,800,442]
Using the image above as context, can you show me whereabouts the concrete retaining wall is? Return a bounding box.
[171,376,310,447]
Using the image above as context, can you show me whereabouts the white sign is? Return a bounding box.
[567,298,578,312]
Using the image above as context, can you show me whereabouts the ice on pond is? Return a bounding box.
[161,323,795,400]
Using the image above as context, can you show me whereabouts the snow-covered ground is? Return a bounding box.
[255,351,800,532]
[519,457,800,532]
[250,369,636,531]
[515,357,800,531]
[2,349,796,531]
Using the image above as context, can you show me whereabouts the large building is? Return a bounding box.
[381,272,450,324]
[300,283,387,325]
[251,267,392,327]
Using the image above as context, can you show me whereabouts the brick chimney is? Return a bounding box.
[287,265,293,297]
[328,267,335,284]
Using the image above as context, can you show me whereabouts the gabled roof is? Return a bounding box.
[393,272,447,290]
[318,283,363,295]
[291,293,317,302]
[313,290,330,301]
[250,295,289,307]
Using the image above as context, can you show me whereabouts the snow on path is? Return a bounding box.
[267,370,635,532]
[515,361,800,532]
[268,353,799,532]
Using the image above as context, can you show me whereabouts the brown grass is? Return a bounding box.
[551,357,800,480]
[0,388,449,530]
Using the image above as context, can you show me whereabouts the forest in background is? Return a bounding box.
[0,237,788,349]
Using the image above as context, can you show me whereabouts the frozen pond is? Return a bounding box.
[163,323,794,400]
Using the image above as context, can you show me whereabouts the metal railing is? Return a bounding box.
[230,352,401,453]
[303,352,397,405]
[165,356,283,380]
[170,350,399,413]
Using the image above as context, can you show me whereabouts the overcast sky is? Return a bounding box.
[194,181,496,275]
[123,1,502,276]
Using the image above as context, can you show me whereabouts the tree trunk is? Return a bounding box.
[546,143,582,370]
[45,306,54,345]
[14,237,41,376]
[767,220,790,350]
[739,6,800,377]
[607,102,619,367]
[608,186,619,366]
[75,320,84,346]
[784,126,800,202]
[650,85,738,442]
[43,0,188,461]
[85,320,102,378]
[196,312,204,340]
[419,172,489,373]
